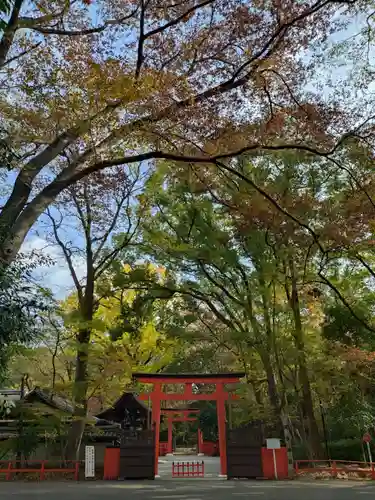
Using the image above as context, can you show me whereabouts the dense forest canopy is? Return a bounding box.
[1,0,375,461]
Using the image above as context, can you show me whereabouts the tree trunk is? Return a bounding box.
[245,275,282,416]
[257,269,287,438]
[65,228,95,460]
[288,257,322,459]
[64,327,91,460]
[251,381,263,406]
[258,347,280,412]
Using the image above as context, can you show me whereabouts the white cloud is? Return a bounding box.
[21,236,86,299]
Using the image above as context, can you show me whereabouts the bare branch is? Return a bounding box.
[144,0,214,40]
[2,41,41,67]
[230,0,333,81]
[93,218,140,280]
[92,175,138,262]
[46,207,84,305]
[28,9,139,36]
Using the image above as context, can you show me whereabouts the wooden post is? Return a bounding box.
[148,395,151,430]
[74,460,80,481]
[152,383,161,477]
[6,461,12,481]
[332,461,337,478]
[216,383,227,476]
[367,441,373,465]
[167,418,173,454]
[185,383,193,397]
[40,460,45,481]
[228,392,232,430]
[198,428,203,454]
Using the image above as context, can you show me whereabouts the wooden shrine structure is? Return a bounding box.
[134,372,245,476]
[96,392,151,430]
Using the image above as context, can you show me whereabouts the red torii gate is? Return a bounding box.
[161,408,201,455]
[134,372,245,477]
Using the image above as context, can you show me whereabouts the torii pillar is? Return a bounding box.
[167,418,173,454]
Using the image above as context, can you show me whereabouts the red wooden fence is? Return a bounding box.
[295,460,375,479]
[172,461,204,478]
[0,460,80,481]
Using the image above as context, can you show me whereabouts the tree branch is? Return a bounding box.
[46,207,84,306]
[144,0,214,40]
[230,0,333,81]
[0,0,24,68]
[318,271,375,333]
[135,0,147,79]
[2,41,41,67]
[92,182,134,262]
[28,9,139,36]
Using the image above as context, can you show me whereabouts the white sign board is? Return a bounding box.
[85,445,95,478]
[266,438,281,450]
[266,438,281,480]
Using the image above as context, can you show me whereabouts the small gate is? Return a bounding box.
[119,430,155,479]
[227,421,264,479]
[172,461,204,478]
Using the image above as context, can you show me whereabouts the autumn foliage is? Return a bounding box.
[2,0,375,463]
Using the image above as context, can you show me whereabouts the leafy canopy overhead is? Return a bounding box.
[1,0,372,264]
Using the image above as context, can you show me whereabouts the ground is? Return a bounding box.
[158,454,220,478]
[1,480,375,499]
[2,455,375,499]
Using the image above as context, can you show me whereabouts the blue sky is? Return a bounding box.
[1,171,85,298]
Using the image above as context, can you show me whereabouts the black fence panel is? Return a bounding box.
[119,430,155,480]
[227,422,264,479]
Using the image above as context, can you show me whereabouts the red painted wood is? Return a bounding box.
[201,441,218,456]
[185,383,193,397]
[136,373,240,475]
[40,461,45,481]
[159,442,169,456]
[295,459,375,479]
[170,417,197,422]
[197,429,203,454]
[135,376,243,384]
[261,447,288,479]
[152,382,162,476]
[216,383,227,476]
[103,447,120,480]
[167,419,173,454]
[166,412,199,454]
[161,409,200,414]
[6,462,11,481]
[0,460,80,481]
[139,392,239,401]
[172,461,204,477]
